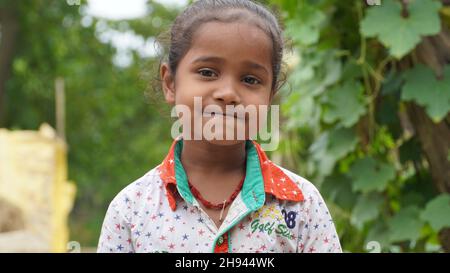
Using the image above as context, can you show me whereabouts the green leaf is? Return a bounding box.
[321,174,356,211]
[309,127,358,179]
[327,127,358,159]
[270,0,298,19]
[420,194,450,231]
[351,193,384,229]
[341,61,363,81]
[348,157,396,193]
[285,4,326,46]
[309,132,337,178]
[322,80,367,127]
[388,206,423,243]
[283,93,320,129]
[366,221,390,251]
[402,65,450,122]
[360,0,442,58]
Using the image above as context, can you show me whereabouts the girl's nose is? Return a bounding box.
[212,79,241,105]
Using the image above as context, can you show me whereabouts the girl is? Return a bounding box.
[98,0,342,253]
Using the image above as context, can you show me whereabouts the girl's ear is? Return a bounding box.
[160,63,176,105]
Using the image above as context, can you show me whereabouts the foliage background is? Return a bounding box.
[0,0,449,252]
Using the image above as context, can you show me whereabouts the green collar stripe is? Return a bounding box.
[174,140,193,204]
[241,140,265,210]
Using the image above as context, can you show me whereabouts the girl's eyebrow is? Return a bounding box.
[192,56,225,65]
[191,55,269,75]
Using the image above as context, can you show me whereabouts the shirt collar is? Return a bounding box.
[158,139,304,211]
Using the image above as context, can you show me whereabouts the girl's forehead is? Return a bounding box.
[183,21,273,70]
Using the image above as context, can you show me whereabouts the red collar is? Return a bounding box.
[158,139,304,211]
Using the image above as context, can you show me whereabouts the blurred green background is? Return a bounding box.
[0,0,449,252]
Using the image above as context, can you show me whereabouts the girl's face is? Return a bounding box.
[161,21,274,146]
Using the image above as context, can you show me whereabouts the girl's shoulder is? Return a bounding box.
[274,165,328,207]
[106,166,163,211]
[274,165,337,238]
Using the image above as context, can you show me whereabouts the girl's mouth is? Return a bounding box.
[203,111,244,120]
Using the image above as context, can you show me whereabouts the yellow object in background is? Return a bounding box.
[0,123,76,252]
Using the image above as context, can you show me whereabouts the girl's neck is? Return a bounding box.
[180,140,247,174]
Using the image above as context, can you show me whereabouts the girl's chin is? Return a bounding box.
[205,139,247,146]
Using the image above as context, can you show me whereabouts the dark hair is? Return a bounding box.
[157,0,287,94]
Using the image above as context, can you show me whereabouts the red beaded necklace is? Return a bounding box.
[188,176,245,210]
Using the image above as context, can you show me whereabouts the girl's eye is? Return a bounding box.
[243,76,261,85]
[198,69,217,78]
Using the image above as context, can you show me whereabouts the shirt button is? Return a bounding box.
[217,235,224,246]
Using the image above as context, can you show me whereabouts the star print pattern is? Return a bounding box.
[97,140,341,253]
